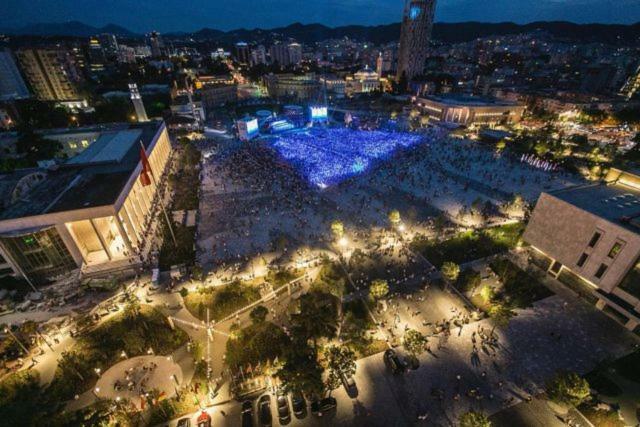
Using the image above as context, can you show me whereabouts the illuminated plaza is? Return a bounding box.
[266,128,426,187]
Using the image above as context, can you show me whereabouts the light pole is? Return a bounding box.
[4,325,29,355]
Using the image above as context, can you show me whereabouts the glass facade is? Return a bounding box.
[0,227,76,283]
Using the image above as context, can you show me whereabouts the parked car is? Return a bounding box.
[311,397,337,416]
[342,373,358,397]
[241,400,253,427]
[383,349,406,374]
[176,417,191,427]
[276,393,291,424]
[258,394,272,427]
[291,391,307,418]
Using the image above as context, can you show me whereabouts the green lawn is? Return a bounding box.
[183,280,261,322]
[47,303,187,400]
[225,321,290,369]
[489,259,554,308]
[412,222,525,268]
[171,143,201,211]
[158,221,196,269]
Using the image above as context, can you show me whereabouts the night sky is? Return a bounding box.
[2,0,639,32]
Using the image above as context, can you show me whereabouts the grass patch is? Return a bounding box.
[158,221,196,269]
[225,321,290,369]
[170,143,201,211]
[489,259,554,308]
[412,222,525,268]
[47,303,187,400]
[184,280,261,322]
[341,300,386,358]
[578,402,625,427]
[266,267,303,290]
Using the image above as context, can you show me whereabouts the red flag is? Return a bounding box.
[139,146,152,187]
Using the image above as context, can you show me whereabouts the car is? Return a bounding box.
[176,418,191,427]
[291,391,306,418]
[258,394,272,427]
[342,374,358,397]
[276,393,291,424]
[241,400,253,427]
[310,397,337,416]
[383,349,405,374]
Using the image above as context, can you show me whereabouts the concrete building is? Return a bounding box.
[0,48,30,101]
[0,121,172,283]
[524,168,640,331]
[397,0,437,82]
[88,37,106,74]
[146,31,165,58]
[15,48,81,101]
[413,94,525,126]
[346,67,380,96]
[287,43,303,66]
[234,42,250,65]
[200,83,238,110]
[250,45,267,66]
[263,73,320,101]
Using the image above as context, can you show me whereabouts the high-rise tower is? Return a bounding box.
[129,83,149,122]
[397,0,437,84]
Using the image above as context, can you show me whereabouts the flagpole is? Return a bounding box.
[140,141,177,247]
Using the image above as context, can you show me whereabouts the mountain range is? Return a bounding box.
[2,20,640,45]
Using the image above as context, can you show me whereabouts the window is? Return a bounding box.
[588,231,602,248]
[608,242,624,259]
[576,253,589,267]
[594,264,608,279]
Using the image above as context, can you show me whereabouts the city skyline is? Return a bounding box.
[2,0,640,33]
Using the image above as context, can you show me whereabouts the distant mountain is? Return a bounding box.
[2,20,639,45]
[181,20,640,45]
[0,21,136,37]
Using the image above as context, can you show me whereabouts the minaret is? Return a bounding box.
[129,83,149,122]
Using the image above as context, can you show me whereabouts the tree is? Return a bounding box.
[291,291,339,348]
[324,345,356,379]
[441,262,460,283]
[369,279,389,300]
[480,285,495,304]
[403,329,428,357]
[546,371,590,407]
[276,343,324,398]
[459,411,492,427]
[488,303,516,334]
[250,305,269,324]
[388,210,401,226]
[15,128,63,164]
[331,220,344,240]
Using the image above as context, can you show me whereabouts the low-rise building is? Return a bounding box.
[413,94,525,126]
[263,73,320,101]
[524,168,640,330]
[0,121,172,284]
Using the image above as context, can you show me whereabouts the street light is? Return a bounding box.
[3,326,30,355]
[398,224,406,232]
[338,237,348,247]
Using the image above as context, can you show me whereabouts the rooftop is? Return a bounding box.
[0,121,163,221]
[421,94,520,107]
[550,170,640,232]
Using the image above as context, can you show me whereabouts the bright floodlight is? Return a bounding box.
[338,237,348,247]
[398,224,406,232]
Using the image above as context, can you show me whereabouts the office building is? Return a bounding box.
[88,37,106,74]
[98,34,119,59]
[270,42,289,67]
[524,168,640,331]
[234,42,250,65]
[413,94,525,126]
[16,48,81,101]
[250,45,267,66]
[0,48,30,101]
[287,43,303,66]
[146,31,165,57]
[200,83,238,110]
[397,0,437,82]
[0,121,172,283]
